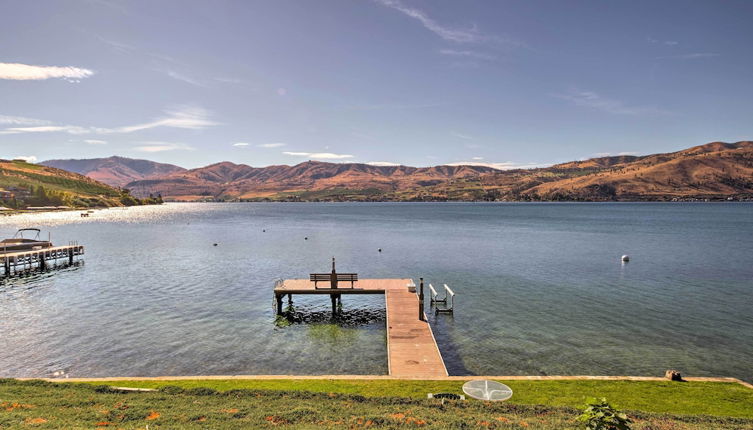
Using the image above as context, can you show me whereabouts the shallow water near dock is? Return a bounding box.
[1,202,752,381]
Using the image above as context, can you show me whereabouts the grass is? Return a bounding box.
[72,378,753,419]
[1,379,752,429]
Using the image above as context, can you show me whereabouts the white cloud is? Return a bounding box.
[0,125,90,135]
[0,114,51,126]
[375,0,485,43]
[658,52,720,60]
[84,139,107,145]
[283,151,354,160]
[258,142,286,148]
[554,89,672,116]
[593,151,639,157]
[115,106,217,133]
[648,37,679,46]
[165,70,206,87]
[0,106,217,136]
[446,161,549,170]
[367,161,402,166]
[13,155,37,163]
[439,49,496,60]
[452,132,473,140]
[133,142,194,152]
[233,142,250,147]
[0,62,94,81]
[472,156,484,160]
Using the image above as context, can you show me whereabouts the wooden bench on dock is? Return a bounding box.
[310,273,358,289]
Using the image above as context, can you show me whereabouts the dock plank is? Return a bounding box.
[275,278,447,378]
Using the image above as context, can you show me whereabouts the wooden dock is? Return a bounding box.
[1,245,84,277]
[274,278,448,378]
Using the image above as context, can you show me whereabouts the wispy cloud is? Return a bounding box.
[347,102,446,111]
[233,142,250,147]
[658,52,720,60]
[283,151,354,160]
[439,49,496,60]
[471,156,484,160]
[0,62,94,81]
[84,139,107,145]
[0,114,51,126]
[133,141,194,152]
[258,143,286,148]
[452,132,473,140]
[648,37,679,46]
[375,0,487,44]
[367,161,402,166]
[554,89,672,116]
[0,106,217,135]
[165,70,207,87]
[13,155,37,163]
[446,161,549,170]
[115,106,217,133]
[0,125,90,135]
[593,151,638,157]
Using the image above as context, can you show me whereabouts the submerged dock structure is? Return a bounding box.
[274,262,448,378]
[1,245,84,277]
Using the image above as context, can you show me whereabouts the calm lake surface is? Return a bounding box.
[1,202,752,381]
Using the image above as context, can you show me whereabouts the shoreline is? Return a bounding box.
[17,374,753,390]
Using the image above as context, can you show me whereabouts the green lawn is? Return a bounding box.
[74,378,753,419]
[2,379,753,429]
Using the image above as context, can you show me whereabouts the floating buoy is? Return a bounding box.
[213,243,218,247]
[378,248,382,252]
[262,229,266,232]
[621,255,630,262]
[304,237,308,240]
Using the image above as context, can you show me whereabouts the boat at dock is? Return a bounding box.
[1,228,53,254]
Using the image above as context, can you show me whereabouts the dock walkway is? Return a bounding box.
[1,245,84,277]
[274,278,448,378]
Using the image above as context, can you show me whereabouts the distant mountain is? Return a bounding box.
[41,142,753,201]
[125,161,498,200]
[41,156,185,187]
[523,141,753,200]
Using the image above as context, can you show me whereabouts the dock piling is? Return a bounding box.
[418,278,425,321]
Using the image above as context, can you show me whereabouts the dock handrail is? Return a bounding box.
[435,284,455,314]
[429,283,446,304]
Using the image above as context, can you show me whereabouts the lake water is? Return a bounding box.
[1,203,752,382]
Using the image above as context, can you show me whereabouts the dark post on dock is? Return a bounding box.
[418,277,425,321]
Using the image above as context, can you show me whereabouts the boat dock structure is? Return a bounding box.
[274,263,448,378]
[1,245,84,277]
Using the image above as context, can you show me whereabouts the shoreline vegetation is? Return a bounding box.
[1,378,752,429]
[0,159,163,214]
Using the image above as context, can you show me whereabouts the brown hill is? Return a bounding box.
[126,161,498,200]
[44,141,753,201]
[41,156,185,188]
[0,159,160,208]
[522,141,753,200]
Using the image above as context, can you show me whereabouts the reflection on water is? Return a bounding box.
[1,202,752,381]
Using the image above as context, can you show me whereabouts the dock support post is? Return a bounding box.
[3,259,9,276]
[68,248,74,265]
[39,253,46,270]
[276,294,283,315]
[419,278,425,321]
[330,293,341,317]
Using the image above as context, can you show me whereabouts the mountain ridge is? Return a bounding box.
[41,156,185,187]
[40,141,753,201]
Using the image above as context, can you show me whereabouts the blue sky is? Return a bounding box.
[1,0,752,169]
